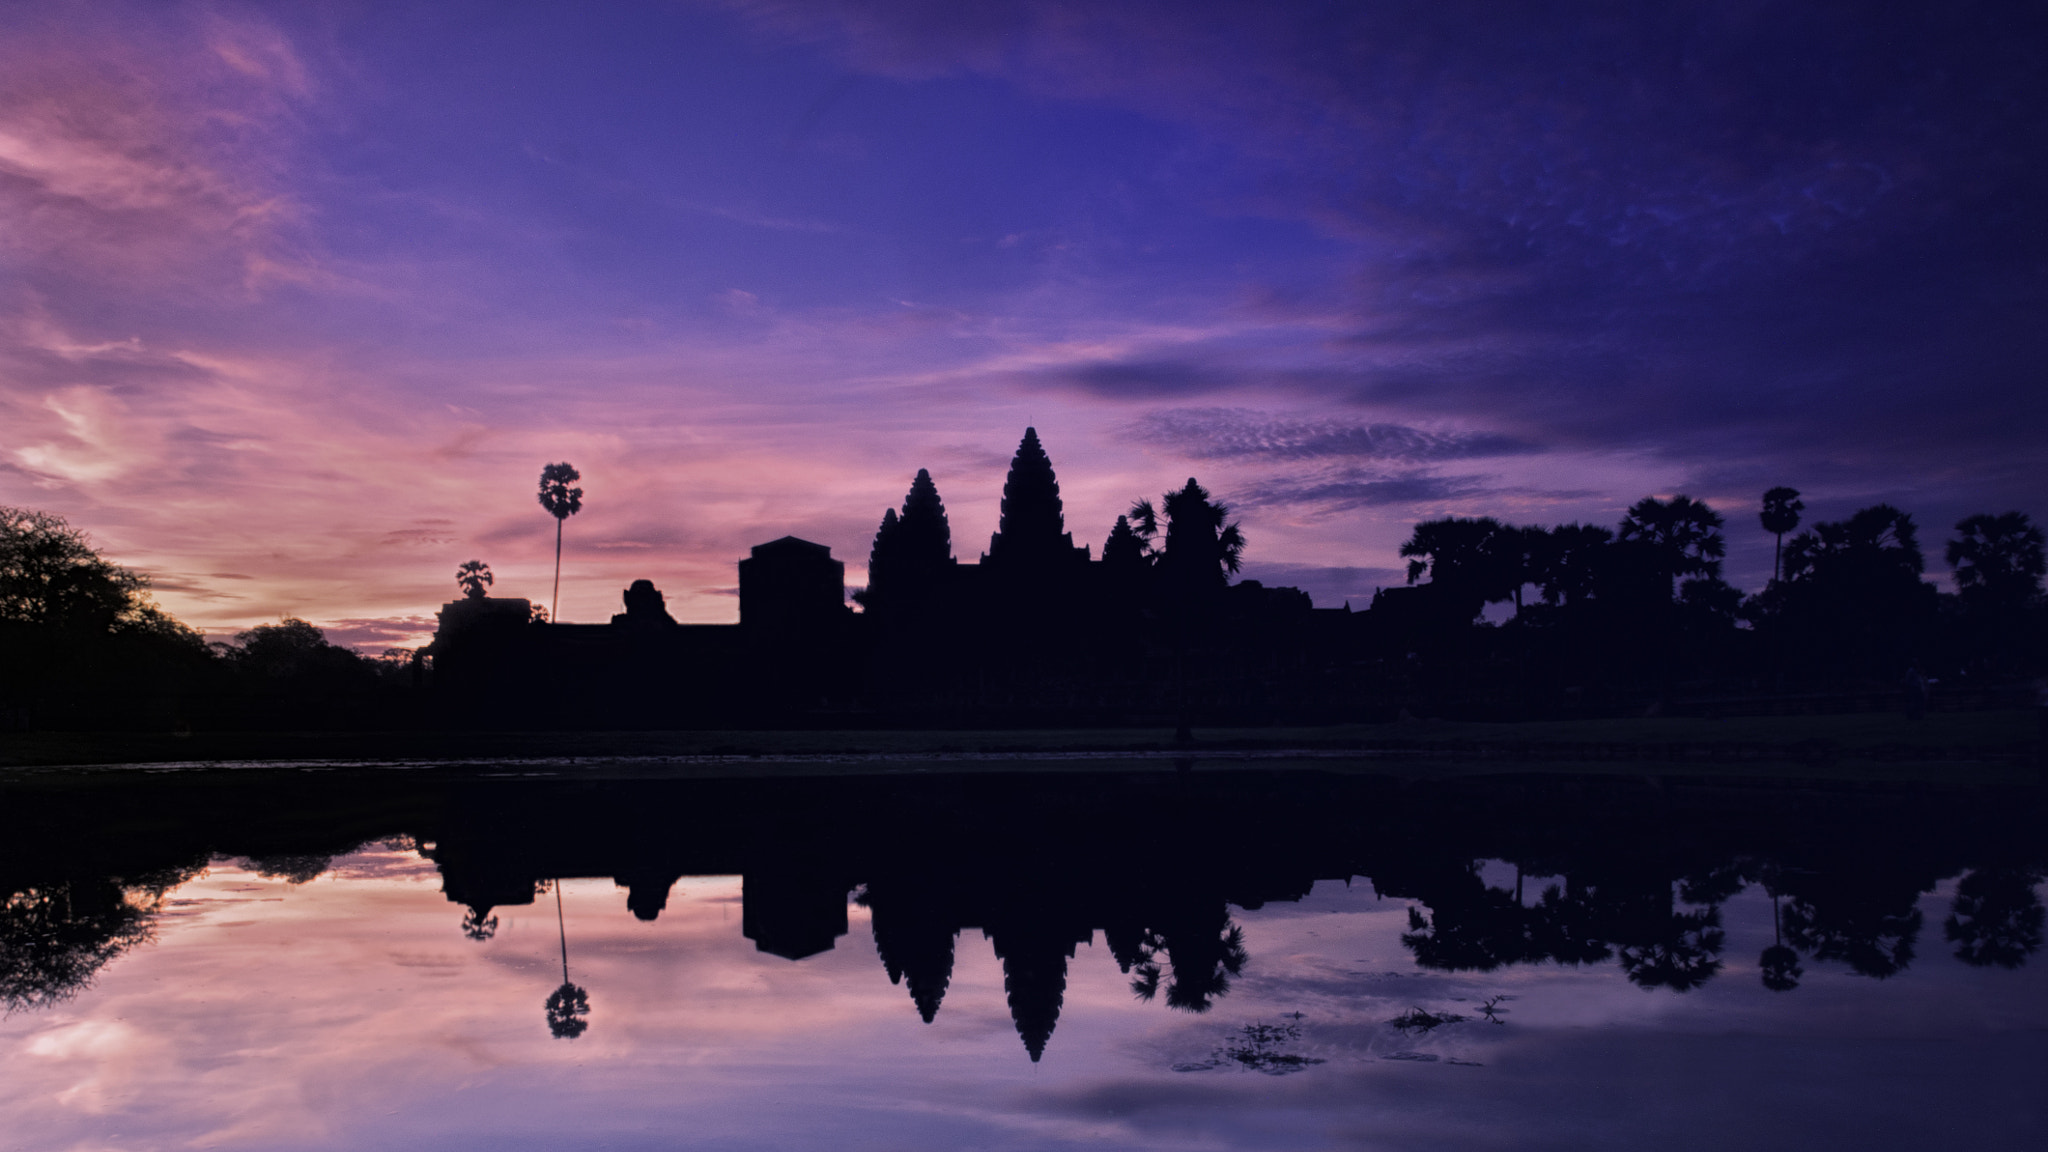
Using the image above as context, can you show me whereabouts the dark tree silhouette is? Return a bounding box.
[1944,868,2045,969]
[1533,523,1614,607]
[545,982,590,1039]
[1761,487,1804,583]
[1784,504,1925,586]
[1783,892,1922,980]
[1131,479,1244,590]
[1399,517,1517,620]
[1616,907,1725,992]
[0,507,148,628]
[246,854,332,885]
[1400,867,1536,973]
[537,462,584,623]
[1,871,193,1012]
[455,560,493,600]
[1947,512,2045,611]
[1761,504,1938,680]
[460,905,500,941]
[1618,495,1726,596]
[1127,907,1248,1013]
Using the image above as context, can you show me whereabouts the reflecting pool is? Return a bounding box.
[3,766,2044,1150]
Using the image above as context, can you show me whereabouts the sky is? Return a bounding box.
[3,0,2043,647]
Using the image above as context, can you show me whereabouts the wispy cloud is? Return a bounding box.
[1127,408,1536,463]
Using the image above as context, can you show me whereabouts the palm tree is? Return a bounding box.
[536,463,583,622]
[1947,511,2046,608]
[1128,479,1243,743]
[1129,479,1245,590]
[1618,495,1726,592]
[1760,487,1803,583]
[454,560,493,600]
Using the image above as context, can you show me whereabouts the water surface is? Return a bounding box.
[3,767,2042,1150]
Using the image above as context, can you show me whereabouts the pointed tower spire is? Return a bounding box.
[897,468,952,571]
[985,427,1085,569]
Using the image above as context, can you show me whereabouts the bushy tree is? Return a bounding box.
[1130,478,1244,594]
[1617,495,1726,597]
[1,507,208,726]
[1751,504,1937,682]
[1947,512,2044,611]
[1398,516,1516,618]
[456,560,493,600]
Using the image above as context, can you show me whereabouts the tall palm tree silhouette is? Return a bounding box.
[544,881,590,1039]
[537,463,583,622]
[1760,487,1803,583]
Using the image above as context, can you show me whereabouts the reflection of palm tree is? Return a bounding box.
[1127,913,1248,1013]
[544,880,590,1040]
[1782,894,1921,980]
[1760,891,1803,992]
[460,905,499,941]
[1616,905,1725,992]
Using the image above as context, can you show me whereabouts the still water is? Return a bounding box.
[2,766,2043,1150]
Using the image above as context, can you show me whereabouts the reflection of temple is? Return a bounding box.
[425,427,1369,726]
[5,768,2043,1055]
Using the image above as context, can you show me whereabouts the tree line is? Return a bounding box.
[1386,489,2044,704]
[0,507,415,731]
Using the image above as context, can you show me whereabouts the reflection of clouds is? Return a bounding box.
[0,862,2039,1149]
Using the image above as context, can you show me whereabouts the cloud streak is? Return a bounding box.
[1127,408,1536,463]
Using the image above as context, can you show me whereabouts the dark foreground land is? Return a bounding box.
[1,710,2038,785]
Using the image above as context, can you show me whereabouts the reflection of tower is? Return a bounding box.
[986,921,1091,1062]
[743,870,849,960]
[866,885,958,1023]
[619,871,679,922]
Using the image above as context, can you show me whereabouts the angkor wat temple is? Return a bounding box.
[427,428,1371,727]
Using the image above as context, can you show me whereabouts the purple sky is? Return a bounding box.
[3,1,2042,646]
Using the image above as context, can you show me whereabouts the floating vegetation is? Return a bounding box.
[1383,1051,1439,1062]
[1174,1018,1326,1075]
[1388,1007,1467,1034]
[1477,995,1513,1024]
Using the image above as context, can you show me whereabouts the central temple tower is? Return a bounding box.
[982,427,1089,572]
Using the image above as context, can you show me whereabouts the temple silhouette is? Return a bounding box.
[427,427,1353,727]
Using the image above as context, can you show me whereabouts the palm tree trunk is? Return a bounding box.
[552,517,564,623]
[1773,533,1782,583]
